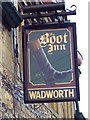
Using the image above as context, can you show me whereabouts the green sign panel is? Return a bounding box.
[23,23,80,103]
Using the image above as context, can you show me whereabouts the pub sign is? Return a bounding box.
[23,23,80,103]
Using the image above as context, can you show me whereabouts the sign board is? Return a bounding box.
[23,23,80,103]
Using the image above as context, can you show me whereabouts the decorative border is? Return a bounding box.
[22,22,80,103]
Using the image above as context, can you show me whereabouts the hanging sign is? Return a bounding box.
[23,23,80,103]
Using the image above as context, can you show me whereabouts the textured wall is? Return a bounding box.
[0,22,35,118]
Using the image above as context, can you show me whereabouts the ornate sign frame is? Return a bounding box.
[22,23,80,103]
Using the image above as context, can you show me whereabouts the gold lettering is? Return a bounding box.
[36,91,41,99]
[29,91,36,99]
[29,89,75,100]
[53,90,59,98]
[39,36,46,46]
[64,89,68,97]
[57,35,63,44]
[63,33,68,43]
[59,90,64,98]
[50,36,56,44]
[40,33,49,47]
[69,89,74,97]
[62,44,66,50]
[46,90,53,98]
[48,44,53,53]
[45,33,50,43]
[39,32,68,53]
[41,91,46,98]
[59,45,63,50]
[54,45,60,51]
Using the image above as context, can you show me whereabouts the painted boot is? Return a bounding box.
[29,40,72,86]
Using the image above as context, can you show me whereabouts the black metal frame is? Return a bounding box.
[22,10,76,19]
[21,2,76,25]
[22,2,65,13]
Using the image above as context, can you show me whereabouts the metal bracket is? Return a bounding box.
[21,3,76,26]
